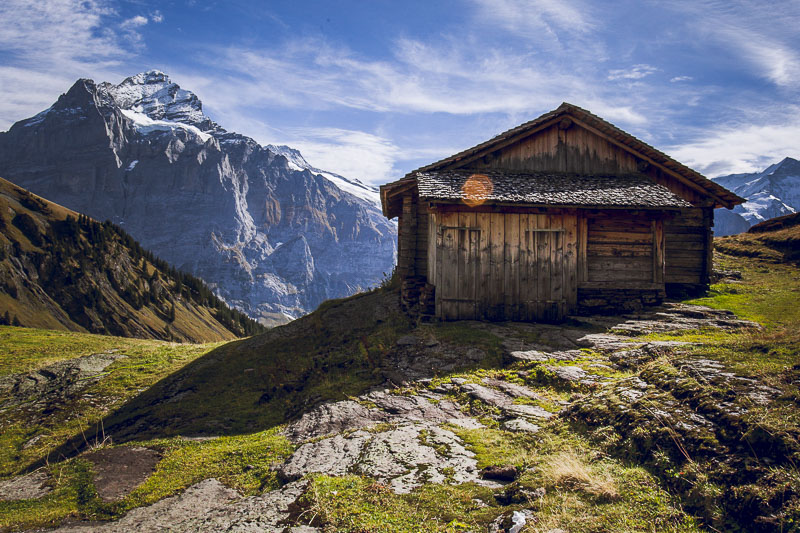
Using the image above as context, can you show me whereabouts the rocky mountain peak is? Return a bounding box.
[764,156,800,177]
[713,156,800,235]
[0,72,397,323]
[102,70,208,128]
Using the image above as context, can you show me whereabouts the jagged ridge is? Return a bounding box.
[0,71,397,324]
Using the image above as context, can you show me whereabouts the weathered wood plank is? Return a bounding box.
[587,269,653,283]
[440,212,458,320]
[457,213,469,319]
[477,212,491,320]
[588,231,652,244]
[504,213,520,320]
[519,213,530,321]
[564,214,578,309]
[551,214,564,320]
[653,219,664,284]
[587,243,653,257]
[434,215,445,319]
[579,281,663,290]
[427,213,437,282]
[489,213,505,321]
[540,214,551,320]
[578,216,588,283]
[588,258,653,271]
[466,212,480,319]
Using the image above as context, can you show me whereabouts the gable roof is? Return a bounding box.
[416,169,692,209]
[381,102,745,217]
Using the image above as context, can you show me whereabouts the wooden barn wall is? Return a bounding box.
[466,121,708,206]
[582,213,664,288]
[415,205,429,277]
[396,193,417,279]
[664,207,712,286]
[429,210,578,321]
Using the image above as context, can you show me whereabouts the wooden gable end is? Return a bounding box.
[438,115,712,207]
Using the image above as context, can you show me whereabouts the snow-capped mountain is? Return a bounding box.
[712,157,800,236]
[0,70,397,324]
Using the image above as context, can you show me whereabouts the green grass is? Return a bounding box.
[0,429,294,531]
[632,252,800,381]
[0,327,222,476]
[0,326,164,376]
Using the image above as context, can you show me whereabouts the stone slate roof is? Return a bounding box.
[415,169,693,209]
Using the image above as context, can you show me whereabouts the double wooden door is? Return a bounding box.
[430,211,578,322]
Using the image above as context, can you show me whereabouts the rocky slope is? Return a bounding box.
[0,70,396,324]
[713,157,800,236]
[5,293,796,531]
[0,177,262,341]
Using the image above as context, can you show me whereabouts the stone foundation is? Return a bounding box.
[400,276,435,318]
[576,288,665,315]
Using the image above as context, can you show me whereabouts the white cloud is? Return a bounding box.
[669,113,800,177]
[0,0,131,129]
[670,76,693,82]
[151,10,164,23]
[280,128,402,184]
[607,64,658,81]
[121,15,148,29]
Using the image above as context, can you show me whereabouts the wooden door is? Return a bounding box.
[433,211,577,322]
[519,214,573,321]
[435,212,481,320]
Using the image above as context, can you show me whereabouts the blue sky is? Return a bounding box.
[1,0,799,184]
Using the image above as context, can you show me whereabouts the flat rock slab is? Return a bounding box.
[283,400,387,443]
[459,382,553,420]
[547,365,607,387]
[83,446,161,501]
[50,478,318,533]
[0,470,51,500]
[503,418,541,433]
[0,352,126,411]
[278,421,496,494]
[508,349,583,362]
[482,379,540,400]
[278,431,371,481]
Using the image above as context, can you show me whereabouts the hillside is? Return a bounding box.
[0,71,397,324]
[0,177,263,342]
[0,227,798,531]
[714,211,800,263]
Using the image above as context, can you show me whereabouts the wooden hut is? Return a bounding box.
[380,103,744,321]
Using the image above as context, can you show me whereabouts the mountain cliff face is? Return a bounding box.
[0,71,397,324]
[712,157,800,236]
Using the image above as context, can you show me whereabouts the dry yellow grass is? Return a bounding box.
[543,451,620,501]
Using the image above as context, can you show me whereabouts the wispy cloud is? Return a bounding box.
[669,109,800,176]
[469,0,595,37]
[667,0,800,88]
[0,0,133,128]
[607,64,658,81]
[670,76,693,82]
[282,128,402,183]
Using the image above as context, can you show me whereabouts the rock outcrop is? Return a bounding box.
[0,71,397,323]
